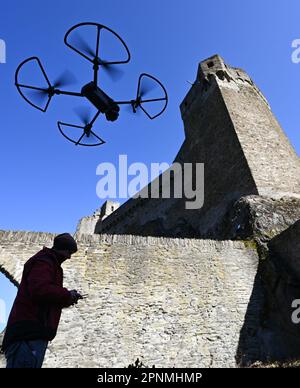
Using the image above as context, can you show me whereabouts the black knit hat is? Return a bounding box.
[53,233,77,254]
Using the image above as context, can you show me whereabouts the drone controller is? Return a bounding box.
[15,22,168,147]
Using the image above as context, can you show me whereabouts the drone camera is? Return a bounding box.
[81,81,120,122]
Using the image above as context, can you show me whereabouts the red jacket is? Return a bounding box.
[2,247,73,351]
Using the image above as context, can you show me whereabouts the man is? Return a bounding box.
[1,233,83,368]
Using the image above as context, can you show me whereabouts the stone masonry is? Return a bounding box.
[0,230,260,368]
[77,201,120,235]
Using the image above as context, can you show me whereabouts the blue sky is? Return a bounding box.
[0,0,300,331]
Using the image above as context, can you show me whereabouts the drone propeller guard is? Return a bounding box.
[57,121,106,147]
[64,22,131,66]
[135,73,168,120]
[15,57,53,112]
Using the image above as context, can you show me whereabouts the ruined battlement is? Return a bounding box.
[180,55,270,123]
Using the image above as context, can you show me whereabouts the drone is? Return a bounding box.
[15,22,168,147]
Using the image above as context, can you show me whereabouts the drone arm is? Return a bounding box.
[93,26,101,86]
[90,109,101,125]
[15,85,84,98]
[54,90,84,97]
[93,64,99,86]
[114,100,134,105]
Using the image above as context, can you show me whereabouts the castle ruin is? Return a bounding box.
[1,55,300,367]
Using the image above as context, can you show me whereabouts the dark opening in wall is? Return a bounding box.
[207,61,214,68]
[216,70,225,81]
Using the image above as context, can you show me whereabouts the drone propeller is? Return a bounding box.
[132,77,158,112]
[74,106,92,126]
[20,69,77,107]
[123,73,168,119]
[138,79,158,99]
[72,106,105,145]
[26,88,49,104]
[72,32,124,81]
[125,101,142,115]
[73,32,96,58]
[101,60,124,81]
[53,70,77,88]
[15,56,80,112]
[125,80,159,114]
[57,119,105,147]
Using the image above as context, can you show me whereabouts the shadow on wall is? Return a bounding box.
[237,223,300,366]
[236,262,265,366]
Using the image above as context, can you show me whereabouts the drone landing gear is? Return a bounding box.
[58,110,105,147]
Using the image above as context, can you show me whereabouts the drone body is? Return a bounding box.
[15,22,168,147]
[81,82,120,122]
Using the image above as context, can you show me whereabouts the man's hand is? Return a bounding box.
[69,290,83,305]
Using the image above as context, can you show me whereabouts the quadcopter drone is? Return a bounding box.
[15,22,168,147]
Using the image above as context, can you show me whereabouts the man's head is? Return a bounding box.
[52,233,78,261]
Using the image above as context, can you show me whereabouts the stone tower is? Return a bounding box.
[92,54,300,238]
[182,54,300,198]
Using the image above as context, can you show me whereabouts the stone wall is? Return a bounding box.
[0,230,260,368]
[76,208,101,235]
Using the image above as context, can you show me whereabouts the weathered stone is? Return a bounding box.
[0,230,260,368]
[77,201,120,235]
[269,219,300,281]
[76,208,101,235]
[220,195,300,243]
